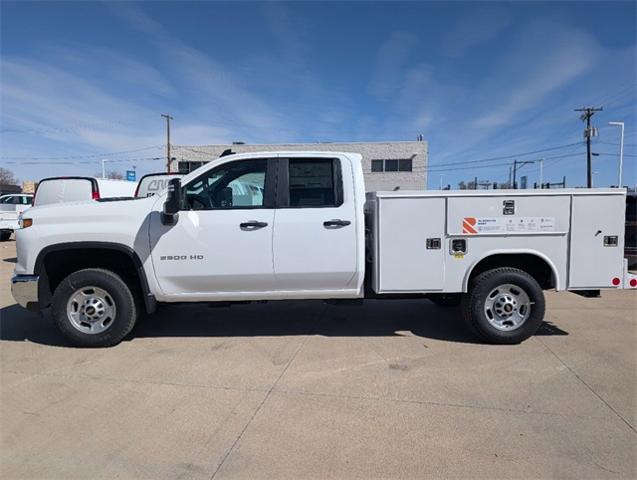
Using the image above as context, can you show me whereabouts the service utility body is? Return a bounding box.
[11,152,637,347]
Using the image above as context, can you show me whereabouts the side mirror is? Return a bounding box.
[161,178,182,225]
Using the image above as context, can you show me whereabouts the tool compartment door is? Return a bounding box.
[377,196,445,292]
[569,194,625,288]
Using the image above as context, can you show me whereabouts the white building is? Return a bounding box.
[171,140,428,191]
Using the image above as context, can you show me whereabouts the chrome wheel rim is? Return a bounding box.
[484,283,531,331]
[66,286,117,334]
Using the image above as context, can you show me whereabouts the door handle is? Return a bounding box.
[240,220,268,230]
[323,219,351,228]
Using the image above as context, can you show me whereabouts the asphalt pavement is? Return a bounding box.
[1,239,636,479]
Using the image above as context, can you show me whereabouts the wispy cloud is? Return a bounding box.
[441,5,514,58]
[368,32,417,100]
[472,22,602,128]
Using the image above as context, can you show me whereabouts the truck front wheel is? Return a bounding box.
[462,267,545,344]
[51,268,137,347]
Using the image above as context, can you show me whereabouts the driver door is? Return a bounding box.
[149,157,277,299]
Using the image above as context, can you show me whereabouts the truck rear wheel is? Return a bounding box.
[51,268,137,347]
[462,267,545,344]
[0,230,11,241]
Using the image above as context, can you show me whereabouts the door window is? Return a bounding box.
[0,196,18,204]
[184,159,270,210]
[287,158,342,207]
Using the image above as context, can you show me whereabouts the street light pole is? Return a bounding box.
[539,158,544,188]
[608,121,624,188]
[102,159,108,179]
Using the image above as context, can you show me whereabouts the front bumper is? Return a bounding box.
[11,274,40,311]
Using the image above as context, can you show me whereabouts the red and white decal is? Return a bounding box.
[462,216,555,234]
[462,217,477,234]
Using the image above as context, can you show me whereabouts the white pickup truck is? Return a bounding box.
[11,151,637,347]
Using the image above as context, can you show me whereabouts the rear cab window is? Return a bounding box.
[283,158,343,208]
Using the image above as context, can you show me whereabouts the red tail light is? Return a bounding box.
[612,277,621,286]
[630,279,637,288]
[92,190,100,200]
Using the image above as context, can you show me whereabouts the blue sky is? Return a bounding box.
[1,1,635,188]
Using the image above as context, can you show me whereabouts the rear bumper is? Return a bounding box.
[11,274,40,311]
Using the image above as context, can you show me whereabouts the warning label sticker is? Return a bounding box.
[462,217,555,234]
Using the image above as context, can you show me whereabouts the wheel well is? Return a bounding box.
[468,254,555,290]
[39,248,145,308]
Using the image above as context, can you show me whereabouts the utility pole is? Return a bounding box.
[575,107,602,187]
[512,159,535,189]
[539,158,544,188]
[161,113,174,173]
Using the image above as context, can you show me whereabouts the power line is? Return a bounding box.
[2,156,163,165]
[427,142,583,168]
[409,151,585,173]
[0,145,162,161]
[594,152,637,158]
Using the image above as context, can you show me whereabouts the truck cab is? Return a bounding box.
[148,152,366,301]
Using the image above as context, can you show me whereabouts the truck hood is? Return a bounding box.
[25,195,159,225]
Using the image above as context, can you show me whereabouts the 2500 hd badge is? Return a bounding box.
[160,255,204,261]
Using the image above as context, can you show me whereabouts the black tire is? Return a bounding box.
[51,268,137,347]
[461,267,545,344]
[428,293,461,307]
[0,231,11,241]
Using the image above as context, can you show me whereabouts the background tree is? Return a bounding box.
[0,167,19,185]
[457,179,478,190]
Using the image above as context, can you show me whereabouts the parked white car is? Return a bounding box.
[11,151,637,347]
[0,194,33,241]
[33,177,136,206]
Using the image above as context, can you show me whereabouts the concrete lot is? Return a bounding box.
[1,239,636,479]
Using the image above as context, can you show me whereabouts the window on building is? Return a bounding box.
[371,158,414,172]
[288,158,341,207]
[371,160,384,172]
[398,159,413,172]
[384,159,399,172]
[178,161,204,174]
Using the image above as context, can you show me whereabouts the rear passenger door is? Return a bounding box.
[273,156,358,293]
